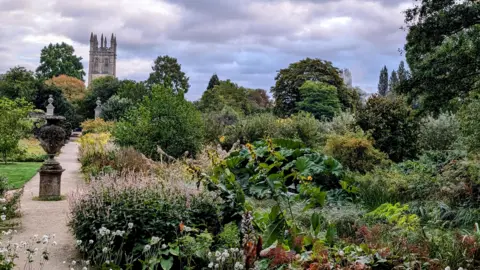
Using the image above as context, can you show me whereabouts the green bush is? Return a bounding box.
[223,113,277,147]
[324,132,388,173]
[458,92,480,153]
[418,112,461,151]
[357,95,419,162]
[68,173,223,267]
[203,106,240,143]
[296,81,341,120]
[323,111,358,136]
[100,95,134,121]
[114,85,205,159]
[216,222,240,249]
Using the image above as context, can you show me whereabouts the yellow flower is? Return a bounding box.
[219,136,225,143]
[307,176,313,181]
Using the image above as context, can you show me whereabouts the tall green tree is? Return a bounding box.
[36,42,85,80]
[270,58,349,116]
[0,67,37,101]
[80,76,121,119]
[296,81,341,120]
[198,80,250,115]
[397,61,409,83]
[114,85,204,159]
[399,0,480,113]
[207,74,220,90]
[389,70,399,93]
[117,80,150,104]
[147,55,190,94]
[0,98,33,163]
[378,66,389,96]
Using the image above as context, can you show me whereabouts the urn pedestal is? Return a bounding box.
[37,115,66,199]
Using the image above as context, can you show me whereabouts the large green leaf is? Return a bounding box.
[160,257,173,270]
[265,205,287,245]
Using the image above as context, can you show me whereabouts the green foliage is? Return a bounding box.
[323,111,358,136]
[365,203,420,231]
[69,174,222,268]
[100,95,134,121]
[36,42,85,80]
[203,106,240,143]
[80,76,121,119]
[179,231,214,268]
[199,80,251,115]
[458,92,480,153]
[147,55,190,94]
[296,81,341,120]
[271,58,353,116]
[223,112,326,149]
[324,132,388,173]
[216,222,240,249]
[377,65,388,96]
[114,85,204,159]
[0,67,36,101]
[206,74,220,90]
[116,80,150,104]
[80,119,115,134]
[418,112,461,151]
[217,138,344,197]
[389,70,398,93]
[0,98,34,163]
[357,95,419,162]
[247,89,271,113]
[401,1,480,113]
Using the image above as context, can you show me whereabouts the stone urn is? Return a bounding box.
[36,96,67,199]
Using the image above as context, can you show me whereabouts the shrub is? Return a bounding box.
[68,172,223,268]
[203,106,240,143]
[216,222,240,249]
[114,85,205,159]
[458,92,480,153]
[357,95,419,162]
[418,112,461,151]
[324,132,388,173]
[100,95,134,121]
[323,111,358,136]
[80,118,115,134]
[78,132,114,179]
[296,81,341,120]
[223,113,277,147]
[277,112,326,148]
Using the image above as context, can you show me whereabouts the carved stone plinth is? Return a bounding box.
[39,167,65,198]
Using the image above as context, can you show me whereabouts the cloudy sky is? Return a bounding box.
[0,0,412,101]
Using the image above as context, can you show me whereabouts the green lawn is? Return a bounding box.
[0,163,42,189]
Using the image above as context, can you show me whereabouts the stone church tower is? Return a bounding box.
[88,33,117,84]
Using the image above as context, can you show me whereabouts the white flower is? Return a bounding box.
[150,236,160,245]
[127,223,134,229]
[89,239,94,244]
[71,260,76,265]
[214,264,219,269]
[338,250,344,257]
[208,262,214,268]
[76,240,82,246]
[234,262,244,269]
[70,268,74,270]
[85,260,90,265]
[215,251,221,257]
[102,247,109,253]
[105,260,110,264]
[63,261,66,264]
[1,215,6,221]
[444,267,450,270]
[99,227,110,236]
[82,267,88,270]
[0,198,6,203]
[2,207,6,211]
[143,244,151,252]
[161,244,167,249]
[52,241,57,246]
[208,251,212,257]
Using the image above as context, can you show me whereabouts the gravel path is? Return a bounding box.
[11,138,84,269]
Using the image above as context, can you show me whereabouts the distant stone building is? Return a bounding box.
[88,33,117,84]
[340,68,353,88]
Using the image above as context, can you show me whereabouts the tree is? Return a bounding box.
[378,66,389,96]
[147,55,190,94]
[44,75,87,102]
[79,76,121,119]
[101,95,134,121]
[114,85,204,159]
[389,70,399,93]
[247,89,271,112]
[458,90,480,152]
[397,61,409,83]
[207,74,220,90]
[271,58,348,116]
[400,0,480,113]
[36,43,85,80]
[117,80,150,104]
[0,67,36,101]
[357,95,419,162]
[0,98,33,163]
[198,80,251,115]
[296,81,341,120]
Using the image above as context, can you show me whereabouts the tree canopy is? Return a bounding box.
[296,81,341,120]
[147,55,190,94]
[0,67,37,101]
[378,66,388,96]
[45,75,87,102]
[207,74,220,90]
[36,43,85,81]
[399,0,480,113]
[270,58,349,116]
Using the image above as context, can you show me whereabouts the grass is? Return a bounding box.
[0,163,42,189]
